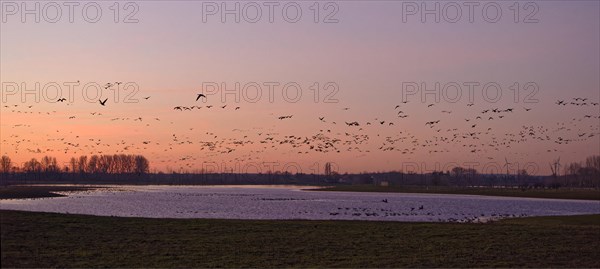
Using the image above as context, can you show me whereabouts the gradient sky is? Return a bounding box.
[1,1,599,175]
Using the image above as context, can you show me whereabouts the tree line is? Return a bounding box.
[0,154,149,175]
[1,154,598,188]
[561,155,600,188]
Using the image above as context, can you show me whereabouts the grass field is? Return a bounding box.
[1,210,599,268]
[314,185,600,201]
[0,185,98,200]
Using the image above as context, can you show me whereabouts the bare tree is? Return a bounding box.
[24,158,42,173]
[134,155,149,174]
[87,155,99,174]
[585,155,600,173]
[69,157,78,173]
[41,156,59,173]
[1,155,12,173]
[78,155,88,173]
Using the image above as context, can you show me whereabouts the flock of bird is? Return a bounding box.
[2,84,599,172]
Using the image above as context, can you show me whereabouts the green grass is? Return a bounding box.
[314,185,600,200]
[1,210,599,268]
[0,185,98,200]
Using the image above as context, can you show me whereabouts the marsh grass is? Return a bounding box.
[1,210,598,268]
[315,185,600,201]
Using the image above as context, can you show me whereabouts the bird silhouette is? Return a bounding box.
[196,94,207,101]
[99,98,108,106]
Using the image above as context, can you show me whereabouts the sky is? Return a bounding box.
[1,1,599,175]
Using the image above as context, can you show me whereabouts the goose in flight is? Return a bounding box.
[99,98,108,106]
[196,94,207,101]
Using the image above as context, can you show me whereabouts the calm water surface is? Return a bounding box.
[1,185,598,223]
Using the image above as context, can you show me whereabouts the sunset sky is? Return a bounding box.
[1,1,599,175]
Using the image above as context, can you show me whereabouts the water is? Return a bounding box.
[1,185,599,222]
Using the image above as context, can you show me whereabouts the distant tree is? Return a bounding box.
[566,162,582,187]
[1,155,12,173]
[567,162,582,176]
[98,155,112,173]
[585,155,600,174]
[24,158,42,173]
[69,157,78,173]
[451,166,477,186]
[134,155,149,174]
[87,155,99,173]
[583,155,600,188]
[78,155,88,173]
[41,156,59,173]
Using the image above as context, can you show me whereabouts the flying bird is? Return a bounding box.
[99,98,108,106]
[196,94,207,101]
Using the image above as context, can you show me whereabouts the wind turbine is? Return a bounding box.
[552,157,561,177]
[554,157,563,184]
[503,157,512,179]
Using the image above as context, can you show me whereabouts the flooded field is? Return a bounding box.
[1,185,598,223]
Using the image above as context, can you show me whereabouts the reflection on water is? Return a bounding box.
[1,185,598,223]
